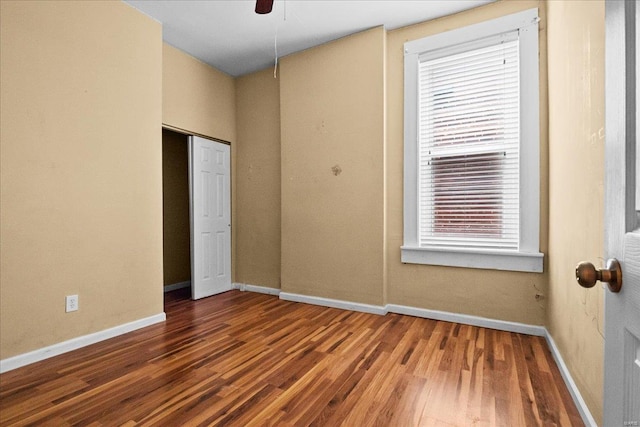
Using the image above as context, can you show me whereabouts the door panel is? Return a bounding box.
[604,0,640,424]
[622,232,640,422]
[189,136,231,300]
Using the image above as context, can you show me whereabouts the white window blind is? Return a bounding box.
[417,35,520,250]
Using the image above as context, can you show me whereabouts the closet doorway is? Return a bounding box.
[162,129,231,301]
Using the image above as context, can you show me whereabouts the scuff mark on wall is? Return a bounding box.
[533,283,546,308]
[331,164,342,176]
[316,120,328,134]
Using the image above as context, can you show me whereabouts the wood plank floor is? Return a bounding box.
[0,289,583,426]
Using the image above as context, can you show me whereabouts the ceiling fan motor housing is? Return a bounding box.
[255,0,274,14]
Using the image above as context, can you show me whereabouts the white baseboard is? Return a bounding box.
[0,313,166,374]
[271,290,546,336]
[279,292,387,315]
[386,304,546,336]
[164,280,191,292]
[544,332,597,427]
[232,282,281,296]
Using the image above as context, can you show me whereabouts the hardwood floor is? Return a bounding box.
[0,289,583,426]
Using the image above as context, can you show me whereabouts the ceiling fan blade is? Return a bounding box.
[255,0,274,14]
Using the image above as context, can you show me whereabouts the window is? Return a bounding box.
[402,9,543,272]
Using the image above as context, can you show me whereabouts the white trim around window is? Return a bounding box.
[402,8,543,273]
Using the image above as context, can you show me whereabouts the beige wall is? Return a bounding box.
[241,2,552,323]
[279,27,386,305]
[163,43,236,143]
[385,1,549,325]
[546,1,605,423]
[0,1,163,359]
[162,129,191,287]
[235,69,282,288]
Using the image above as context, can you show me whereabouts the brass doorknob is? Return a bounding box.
[575,259,622,293]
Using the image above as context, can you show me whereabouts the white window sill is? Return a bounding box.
[401,246,544,273]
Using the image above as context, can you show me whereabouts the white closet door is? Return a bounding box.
[189,136,231,300]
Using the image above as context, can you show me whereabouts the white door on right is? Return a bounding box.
[189,135,232,300]
[604,0,640,424]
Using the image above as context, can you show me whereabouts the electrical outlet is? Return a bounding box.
[66,295,78,312]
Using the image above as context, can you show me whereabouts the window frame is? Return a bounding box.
[401,8,543,273]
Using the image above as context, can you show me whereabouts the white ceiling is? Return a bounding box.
[124,0,493,77]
